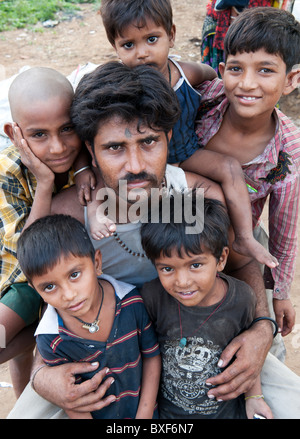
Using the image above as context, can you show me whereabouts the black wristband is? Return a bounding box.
[250,317,278,338]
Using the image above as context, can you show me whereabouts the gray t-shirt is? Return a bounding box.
[141,273,256,419]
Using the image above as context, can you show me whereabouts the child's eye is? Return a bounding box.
[161,267,173,273]
[191,263,201,269]
[148,36,158,44]
[228,66,241,72]
[259,68,274,74]
[123,42,134,49]
[32,131,46,138]
[61,125,75,134]
[70,271,80,280]
[44,284,56,293]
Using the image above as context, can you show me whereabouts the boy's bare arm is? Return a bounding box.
[135,355,161,419]
[182,150,278,269]
[179,61,217,86]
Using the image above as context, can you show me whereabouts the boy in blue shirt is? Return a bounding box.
[17,214,161,419]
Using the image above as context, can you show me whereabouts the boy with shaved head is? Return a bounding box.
[0,67,82,396]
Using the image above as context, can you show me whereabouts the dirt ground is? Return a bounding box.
[0,0,299,419]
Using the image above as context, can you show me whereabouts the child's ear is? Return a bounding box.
[216,247,229,272]
[169,24,176,48]
[218,62,226,79]
[85,141,97,168]
[282,66,300,95]
[3,122,14,142]
[94,249,103,276]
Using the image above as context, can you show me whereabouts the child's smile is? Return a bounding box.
[155,247,228,308]
[219,49,291,121]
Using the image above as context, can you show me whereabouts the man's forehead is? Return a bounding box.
[95,115,164,138]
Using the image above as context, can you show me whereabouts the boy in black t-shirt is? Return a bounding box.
[140,191,273,419]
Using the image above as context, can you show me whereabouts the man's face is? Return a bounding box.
[87,115,170,206]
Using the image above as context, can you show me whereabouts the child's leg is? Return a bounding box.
[87,198,116,240]
[87,167,116,240]
[0,283,40,397]
[180,150,278,269]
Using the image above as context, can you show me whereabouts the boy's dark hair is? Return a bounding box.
[100,0,173,46]
[17,215,95,284]
[141,192,230,263]
[224,7,300,72]
[71,61,180,147]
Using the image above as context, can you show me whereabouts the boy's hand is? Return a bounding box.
[12,123,54,184]
[74,167,96,205]
[246,397,273,419]
[206,323,272,401]
[273,298,295,336]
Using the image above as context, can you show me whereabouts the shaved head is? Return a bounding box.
[8,67,74,122]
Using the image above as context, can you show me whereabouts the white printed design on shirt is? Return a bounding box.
[160,337,222,415]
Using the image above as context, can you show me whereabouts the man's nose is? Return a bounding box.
[125,150,146,174]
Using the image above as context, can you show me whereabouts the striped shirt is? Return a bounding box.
[35,275,160,419]
[0,145,74,296]
[195,79,300,299]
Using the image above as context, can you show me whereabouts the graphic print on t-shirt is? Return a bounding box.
[160,336,223,415]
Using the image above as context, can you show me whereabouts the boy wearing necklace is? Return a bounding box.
[17,214,161,419]
[140,193,273,419]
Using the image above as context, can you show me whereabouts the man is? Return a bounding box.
[8,62,300,419]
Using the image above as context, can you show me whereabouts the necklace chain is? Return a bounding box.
[112,177,166,258]
[113,232,146,258]
[178,277,227,348]
[74,281,104,333]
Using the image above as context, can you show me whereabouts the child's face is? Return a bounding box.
[14,94,81,174]
[155,246,228,307]
[219,48,296,120]
[113,17,175,78]
[30,250,103,321]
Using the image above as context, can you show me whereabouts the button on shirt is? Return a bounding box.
[195,79,300,299]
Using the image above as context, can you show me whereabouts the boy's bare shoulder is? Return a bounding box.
[177,60,217,86]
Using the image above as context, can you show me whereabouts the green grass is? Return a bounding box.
[0,0,100,32]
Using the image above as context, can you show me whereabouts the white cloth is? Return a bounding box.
[7,352,300,419]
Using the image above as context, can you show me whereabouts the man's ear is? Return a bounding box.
[282,66,300,96]
[3,122,14,142]
[85,141,97,168]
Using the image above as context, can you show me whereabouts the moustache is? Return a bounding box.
[123,172,157,184]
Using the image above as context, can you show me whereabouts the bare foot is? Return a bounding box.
[90,216,116,240]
